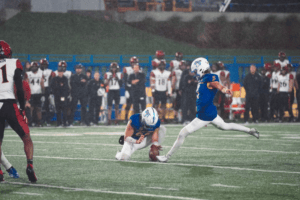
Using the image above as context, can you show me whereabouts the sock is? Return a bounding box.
[1,151,12,170]
[27,159,33,165]
[166,127,190,158]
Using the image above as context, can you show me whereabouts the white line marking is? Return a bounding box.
[75,148,92,150]
[6,155,300,174]
[7,182,206,200]
[13,192,43,196]
[147,187,179,191]
[211,184,241,188]
[282,137,300,139]
[4,140,299,154]
[271,183,298,186]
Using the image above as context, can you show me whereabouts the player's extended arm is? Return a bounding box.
[209,81,232,95]
[151,128,162,150]
[171,72,176,90]
[289,79,293,92]
[124,120,144,144]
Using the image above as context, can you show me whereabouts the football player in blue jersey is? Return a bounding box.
[115,107,166,161]
[157,57,259,162]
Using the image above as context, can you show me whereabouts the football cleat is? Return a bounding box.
[156,155,169,163]
[26,164,37,183]
[7,167,19,178]
[249,128,259,139]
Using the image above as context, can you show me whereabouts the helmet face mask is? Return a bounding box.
[39,58,49,70]
[278,51,286,61]
[58,61,67,72]
[175,52,183,61]
[110,62,119,73]
[130,56,139,67]
[156,50,165,60]
[30,62,39,73]
[158,60,166,71]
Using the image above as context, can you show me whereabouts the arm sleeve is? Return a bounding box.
[14,68,25,110]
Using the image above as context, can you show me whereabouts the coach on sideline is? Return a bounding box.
[244,65,261,124]
[128,64,146,114]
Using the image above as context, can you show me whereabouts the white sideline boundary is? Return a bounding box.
[13,192,43,196]
[6,155,300,175]
[211,184,240,188]
[3,139,299,154]
[6,182,206,200]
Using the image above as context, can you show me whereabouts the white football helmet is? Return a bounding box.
[191,57,210,80]
[141,107,158,129]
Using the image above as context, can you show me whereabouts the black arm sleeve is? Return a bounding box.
[14,68,25,110]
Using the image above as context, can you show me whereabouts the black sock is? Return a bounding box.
[27,159,33,165]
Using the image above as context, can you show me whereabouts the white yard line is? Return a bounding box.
[271,183,299,186]
[6,155,300,175]
[13,192,43,196]
[211,184,241,188]
[7,182,206,200]
[4,140,299,154]
[147,187,179,191]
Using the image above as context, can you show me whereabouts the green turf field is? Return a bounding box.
[0,123,300,200]
[1,12,300,56]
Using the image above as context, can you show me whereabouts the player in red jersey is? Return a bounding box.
[0,40,37,183]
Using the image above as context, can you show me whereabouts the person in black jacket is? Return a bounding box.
[87,72,105,125]
[70,64,88,126]
[181,70,198,123]
[128,64,146,114]
[259,68,270,122]
[51,66,69,127]
[243,65,262,123]
[179,61,192,123]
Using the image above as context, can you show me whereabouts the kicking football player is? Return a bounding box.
[157,57,259,162]
[1,151,19,178]
[0,40,37,182]
[115,107,166,161]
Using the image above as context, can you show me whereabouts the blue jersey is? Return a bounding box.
[196,73,219,121]
[130,114,160,140]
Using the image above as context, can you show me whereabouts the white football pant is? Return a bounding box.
[166,115,250,158]
[116,126,166,161]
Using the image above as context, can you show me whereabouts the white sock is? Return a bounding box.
[1,151,12,170]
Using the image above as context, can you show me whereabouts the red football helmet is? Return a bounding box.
[217,61,225,70]
[130,56,139,64]
[39,58,49,70]
[278,51,286,59]
[110,62,119,72]
[0,40,12,59]
[175,52,183,61]
[30,61,39,72]
[58,60,67,68]
[155,50,165,60]
[264,63,272,72]
[273,63,281,71]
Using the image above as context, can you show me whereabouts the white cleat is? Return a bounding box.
[249,128,259,139]
[156,155,169,163]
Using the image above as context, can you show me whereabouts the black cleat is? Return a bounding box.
[26,164,37,183]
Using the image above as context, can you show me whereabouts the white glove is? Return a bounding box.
[41,96,45,102]
[97,88,105,96]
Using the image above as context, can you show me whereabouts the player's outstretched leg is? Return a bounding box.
[212,115,259,139]
[157,118,209,162]
[1,151,19,178]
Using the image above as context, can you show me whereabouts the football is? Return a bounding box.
[149,144,159,161]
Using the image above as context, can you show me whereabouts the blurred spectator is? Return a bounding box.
[104,62,122,125]
[179,60,192,123]
[274,51,289,69]
[40,58,55,126]
[243,65,261,124]
[128,64,146,114]
[287,64,297,122]
[87,72,105,126]
[54,61,73,125]
[86,69,92,82]
[259,68,270,122]
[270,63,281,121]
[150,60,172,123]
[70,64,88,126]
[277,66,293,122]
[123,56,139,122]
[170,52,184,72]
[51,66,69,127]
[152,50,166,70]
[22,61,31,78]
[181,70,197,124]
[296,71,300,122]
[171,61,186,123]
[26,61,45,127]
